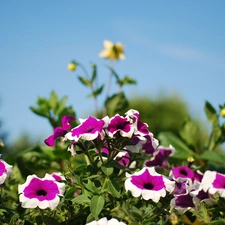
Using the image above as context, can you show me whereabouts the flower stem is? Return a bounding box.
[40,209,46,225]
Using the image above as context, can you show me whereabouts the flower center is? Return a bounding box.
[180,169,188,176]
[144,182,154,190]
[87,127,94,132]
[37,189,47,196]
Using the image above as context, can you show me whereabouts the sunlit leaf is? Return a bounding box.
[105,92,129,117]
[90,195,105,218]
[158,132,196,159]
[78,76,92,87]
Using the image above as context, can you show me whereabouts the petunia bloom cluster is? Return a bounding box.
[41,109,225,223]
[47,109,161,163]
[169,166,222,214]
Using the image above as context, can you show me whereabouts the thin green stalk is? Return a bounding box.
[40,209,46,225]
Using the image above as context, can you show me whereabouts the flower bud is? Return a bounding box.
[67,62,77,71]
[220,108,225,117]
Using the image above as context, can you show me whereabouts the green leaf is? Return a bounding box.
[204,101,218,124]
[49,90,58,112]
[158,132,196,159]
[45,216,61,225]
[30,106,48,117]
[88,85,104,98]
[86,180,99,193]
[65,187,78,198]
[179,118,199,148]
[73,194,91,204]
[90,195,105,218]
[91,64,97,82]
[55,96,68,115]
[78,76,92,87]
[119,76,136,86]
[107,179,121,198]
[198,151,225,165]
[105,92,129,117]
[107,66,120,82]
[101,165,114,176]
[73,164,87,173]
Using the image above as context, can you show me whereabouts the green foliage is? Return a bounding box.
[30,90,77,128]
[129,94,190,137]
[105,92,129,117]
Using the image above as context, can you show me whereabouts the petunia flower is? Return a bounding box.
[86,217,127,225]
[44,115,76,147]
[172,180,190,196]
[145,145,175,169]
[125,109,150,137]
[106,114,135,138]
[170,193,195,214]
[125,167,175,202]
[18,173,65,210]
[170,166,195,183]
[116,151,136,168]
[198,170,225,198]
[99,40,125,61]
[0,159,13,185]
[51,172,66,182]
[141,134,159,155]
[65,116,105,142]
[124,136,146,153]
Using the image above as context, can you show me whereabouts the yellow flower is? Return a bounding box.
[99,40,125,61]
[220,108,225,117]
[67,62,77,71]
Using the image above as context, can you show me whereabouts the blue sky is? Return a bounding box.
[1,1,225,143]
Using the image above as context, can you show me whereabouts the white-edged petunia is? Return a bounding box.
[65,116,105,142]
[51,172,66,182]
[44,115,75,147]
[170,166,195,183]
[170,193,195,214]
[86,217,127,225]
[0,159,13,185]
[145,145,175,169]
[125,167,175,202]
[106,114,134,138]
[18,173,65,210]
[199,170,225,198]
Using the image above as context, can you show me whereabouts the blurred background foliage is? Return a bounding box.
[1,92,209,157]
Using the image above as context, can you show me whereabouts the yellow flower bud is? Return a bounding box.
[220,108,225,117]
[67,62,77,71]
[187,156,194,163]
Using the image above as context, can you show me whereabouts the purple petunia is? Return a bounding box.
[65,116,106,142]
[0,159,13,185]
[170,166,195,183]
[145,145,175,169]
[45,115,75,147]
[106,114,134,138]
[125,167,175,202]
[170,193,195,214]
[199,170,225,198]
[18,173,65,210]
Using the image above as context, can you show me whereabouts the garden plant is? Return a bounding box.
[1,40,225,225]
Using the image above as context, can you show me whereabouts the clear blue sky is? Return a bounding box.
[1,1,225,143]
